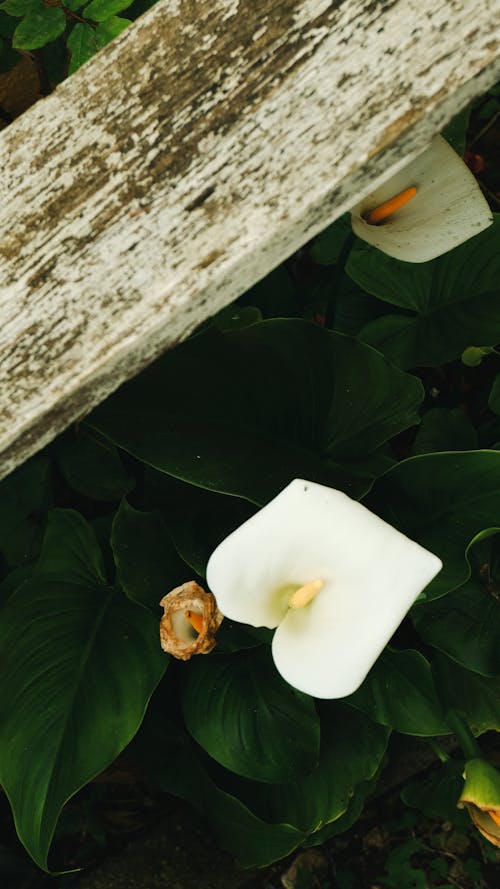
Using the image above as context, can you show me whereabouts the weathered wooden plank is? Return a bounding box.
[0,0,499,480]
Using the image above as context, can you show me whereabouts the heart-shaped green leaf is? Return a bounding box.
[167,486,257,576]
[410,408,478,456]
[347,215,500,368]
[56,426,134,502]
[111,498,188,610]
[347,649,448,735]
[414,529,500,676]
[401,760,469,826]
[0,509,167,870]
[431,651,500,735]
[366,450,500,601]
[180,646,320,782]
[133,708,304,867]
[88,319,423,503]
[257,703,389,832]
[303,772,380,845]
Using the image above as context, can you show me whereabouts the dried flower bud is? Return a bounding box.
[159,581,223,661]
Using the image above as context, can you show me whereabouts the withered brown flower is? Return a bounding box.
[159,581,223,661]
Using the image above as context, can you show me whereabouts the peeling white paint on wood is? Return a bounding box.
[0,0,499,480]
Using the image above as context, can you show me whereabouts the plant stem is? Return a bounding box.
[428,738,450,763]
[446,709,482,761]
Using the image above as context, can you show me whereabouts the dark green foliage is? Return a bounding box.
[410,408,478,455]
[402,760,470,826]
[0,455,51,567]
[56,425,134,502]
[0,0,137,77]
[0,510,167,869]
[367,451,500,601]
[12,4,66,50]
[181,646,320,782]
[347,215,500,368]
[413,530,500,676]
[347,649,448,736]
[111,497,188,609]
[88,320,423,502]
[1,84,500,875]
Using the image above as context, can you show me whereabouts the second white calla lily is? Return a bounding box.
[351,135,492,262]
[206,480,442,699]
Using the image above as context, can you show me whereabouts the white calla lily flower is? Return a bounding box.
[351,135,492,262]
[206,480,442,699]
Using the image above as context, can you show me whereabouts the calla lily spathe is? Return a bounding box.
[206,479,442,699]
[458,758,500,848]
[351,135,493,263]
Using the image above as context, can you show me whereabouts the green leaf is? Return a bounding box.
[347,215,500,368]
[488,373,500,415]
[379,839,428,889]
[0,455,51,567]
[166,486,257,576]
[258,704,389,833]
[133,709,304,867]
[401,760,469,826]
[95,14,130,43]
[88,320,423,503]
[461,345,495,367]
[84,0,133,22]
[211,305,263,331]
[0,0,38,15]
[111,498,188,609]
[366,450,500,601]
[67,22,102,74]
[303,773,380,845]
[0,509,167,870]
[36,508,106,585]
[414,529,500,677]
[347,649,448,736]
[303,772,378,848]
[431,652,500,734]
[215,620,273,653]
[410,408,477,456]
[326,276,389,337]
[181,646,320,783]
[56,426,134,502]
[310,214,352,265]
[13,6,66,50]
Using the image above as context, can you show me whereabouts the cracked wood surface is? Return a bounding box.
[1,0,499,480]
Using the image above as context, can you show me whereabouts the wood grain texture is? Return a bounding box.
[0,0,499,480]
